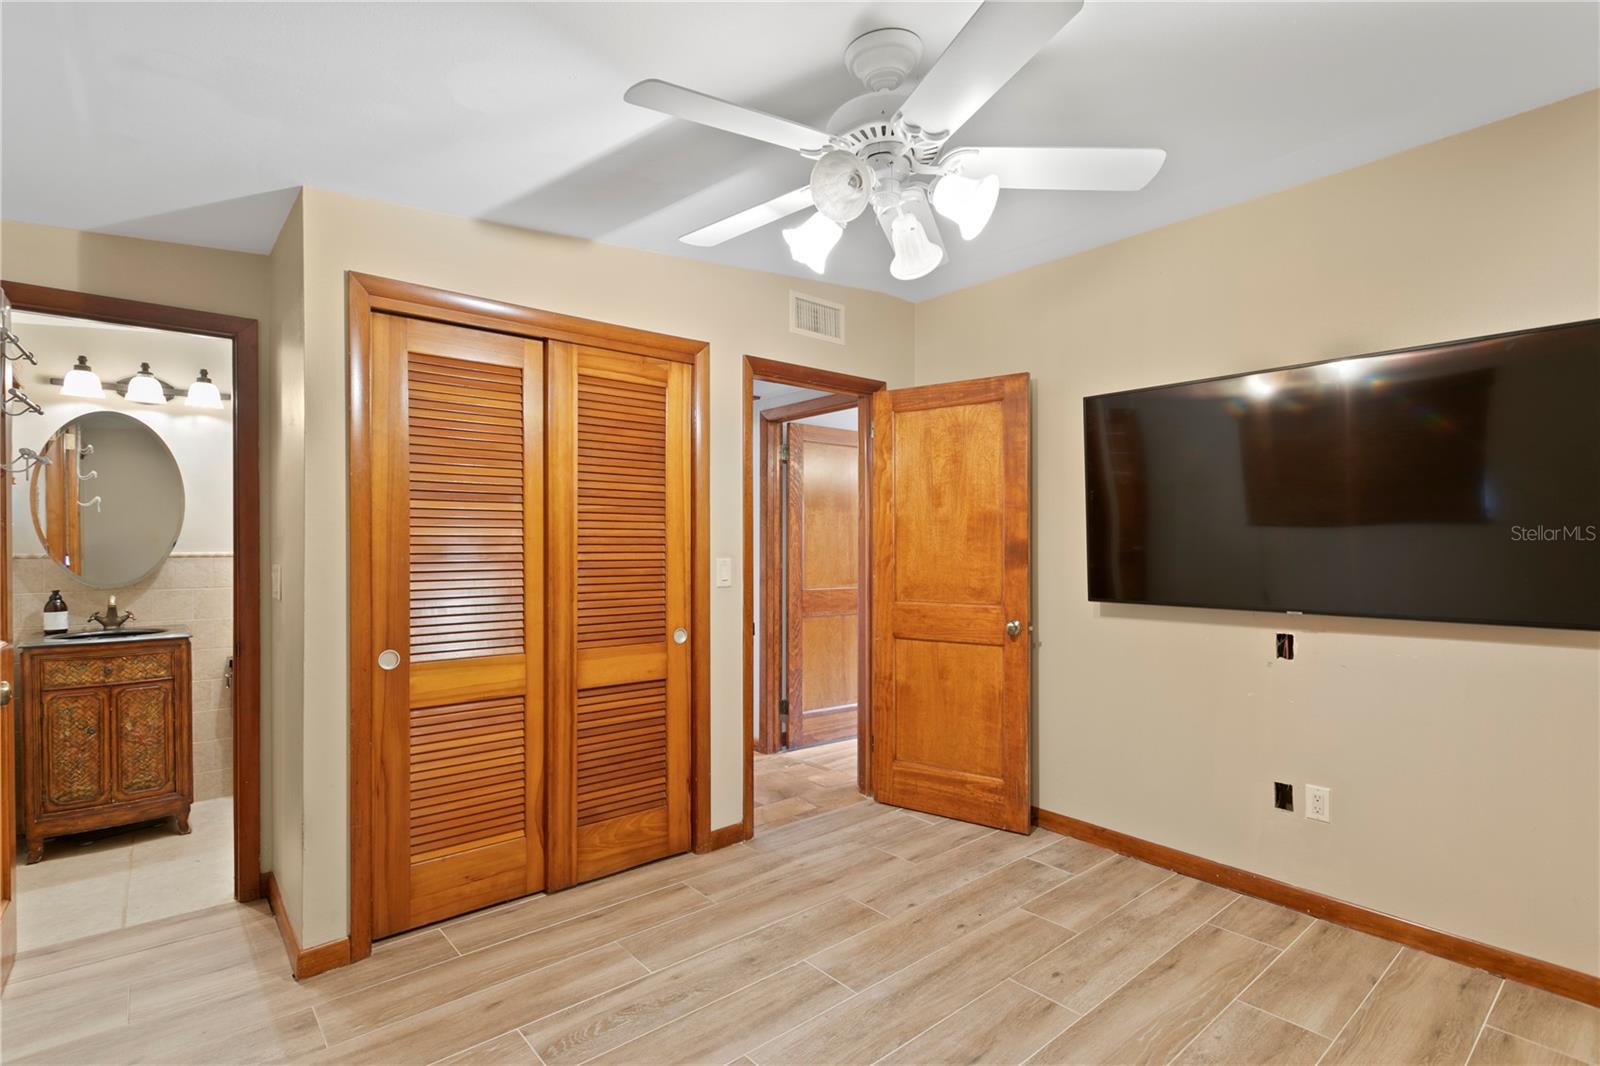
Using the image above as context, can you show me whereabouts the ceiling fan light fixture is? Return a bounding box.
[809,150,874,224]
[60,355,105,399]
[125,362,167,405]
[931,169,1000,240]
[783,211,844,274]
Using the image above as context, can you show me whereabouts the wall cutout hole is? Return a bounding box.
[1276,633,1295,660]
[1274,781,1294,811]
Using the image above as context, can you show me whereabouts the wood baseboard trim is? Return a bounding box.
[703,822,750,852]
[1032,807,1600,1008]
[264,871,353,981]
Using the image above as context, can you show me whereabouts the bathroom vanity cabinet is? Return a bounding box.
[17,633,192,863]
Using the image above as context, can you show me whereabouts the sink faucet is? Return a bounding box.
[88,595,136,630]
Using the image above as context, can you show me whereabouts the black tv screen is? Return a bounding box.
[1083,319,1600,631]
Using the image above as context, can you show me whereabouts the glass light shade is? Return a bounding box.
[60,355,105,399]
[888,210,943,281]
[809,150,872,224]
[185,368,224,409]
[782,211,844,274]
[125,362,167,405]
[931,170,1000,240]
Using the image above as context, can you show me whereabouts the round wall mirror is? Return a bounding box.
[29,411,185,588]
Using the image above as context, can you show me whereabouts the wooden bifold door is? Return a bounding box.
[361,312,694,937]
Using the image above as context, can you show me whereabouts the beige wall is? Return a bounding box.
[265,196,308,935]
[288,189,915,944]
[913,91,1600,974]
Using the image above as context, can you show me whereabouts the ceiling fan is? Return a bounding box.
[623,1,1166,282]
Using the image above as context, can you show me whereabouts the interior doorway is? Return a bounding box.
[0,282,261,974]
[741,356,883,837]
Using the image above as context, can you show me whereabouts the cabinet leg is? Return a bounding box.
[176,808,192,835]
[25,838,44,864]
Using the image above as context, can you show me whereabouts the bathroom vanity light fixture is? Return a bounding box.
[60,355,106,399]
[124,363,168,405]
[185,368,224,410]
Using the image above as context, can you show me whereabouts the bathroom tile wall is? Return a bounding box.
[12,551,235,800]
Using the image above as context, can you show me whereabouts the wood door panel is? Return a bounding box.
[549,344,691,889]
[872,374,1031,833]
[890,403,1006,605]
[369,314,544,938]
[786,423,860,750]
[891,639,1004,777]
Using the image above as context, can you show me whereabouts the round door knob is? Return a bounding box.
[85,726,97,736]
[103,665,114,676]
[672,627,688,645]
[378,649,401,671]
[0,680,10,706]
[1005,619,1023,638]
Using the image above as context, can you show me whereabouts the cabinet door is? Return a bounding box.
[547,343,692,888]
[112,682,176,799]
[40,689,110,812]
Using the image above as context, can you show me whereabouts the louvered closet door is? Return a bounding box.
[548,343,691,889]
[368,315,544,937]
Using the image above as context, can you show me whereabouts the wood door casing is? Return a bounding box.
[0,371,12,986]
[784,423,859,749]
[871,373,1032,833]
[548,343,692,889]
[368,314,545,937]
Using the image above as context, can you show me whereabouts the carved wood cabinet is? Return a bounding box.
[18,635,192,863]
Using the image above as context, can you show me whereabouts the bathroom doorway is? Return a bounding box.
[0,282,260,965]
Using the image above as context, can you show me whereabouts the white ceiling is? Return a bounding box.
[3,2,1596,301]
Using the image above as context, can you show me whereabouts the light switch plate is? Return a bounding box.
[715,557,733,588]
[271,563,283,601]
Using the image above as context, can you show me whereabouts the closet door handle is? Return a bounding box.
[378,649,401,671]
[672,627,688,645]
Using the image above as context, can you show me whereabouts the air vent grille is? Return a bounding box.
[790,292,845,344]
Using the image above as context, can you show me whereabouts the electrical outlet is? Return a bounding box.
[1306,784,1331,822]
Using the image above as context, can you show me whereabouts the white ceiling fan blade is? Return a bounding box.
[679,186,815,247]
[956,147,1167,191]
[625,79,833,154]
[899,1,1084,143]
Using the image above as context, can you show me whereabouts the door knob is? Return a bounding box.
[378,649,401,671]
[0,680,10,706]
[672,627,688,645]
[1005,619,1023,639]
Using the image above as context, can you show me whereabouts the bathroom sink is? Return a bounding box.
[58,628,168,641]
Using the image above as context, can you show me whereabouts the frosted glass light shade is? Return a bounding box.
[185,368,224,409]
[888,210,943,281]
[125,362,167,405]
[931,170,1000,240]
[782,211,844,274]
[60,355,105,399]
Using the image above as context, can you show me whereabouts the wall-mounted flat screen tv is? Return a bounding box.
[1083,319,1600,631]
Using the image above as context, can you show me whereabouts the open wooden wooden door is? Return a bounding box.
[870,373,1031,833]
[784,423,859,749]
[547,343,692,889]
[1,362,15,986]
[365,315,545,937]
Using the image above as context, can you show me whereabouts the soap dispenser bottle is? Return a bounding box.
[43,590,69,635]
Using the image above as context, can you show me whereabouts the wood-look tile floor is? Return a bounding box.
[4,738,1596,1066]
